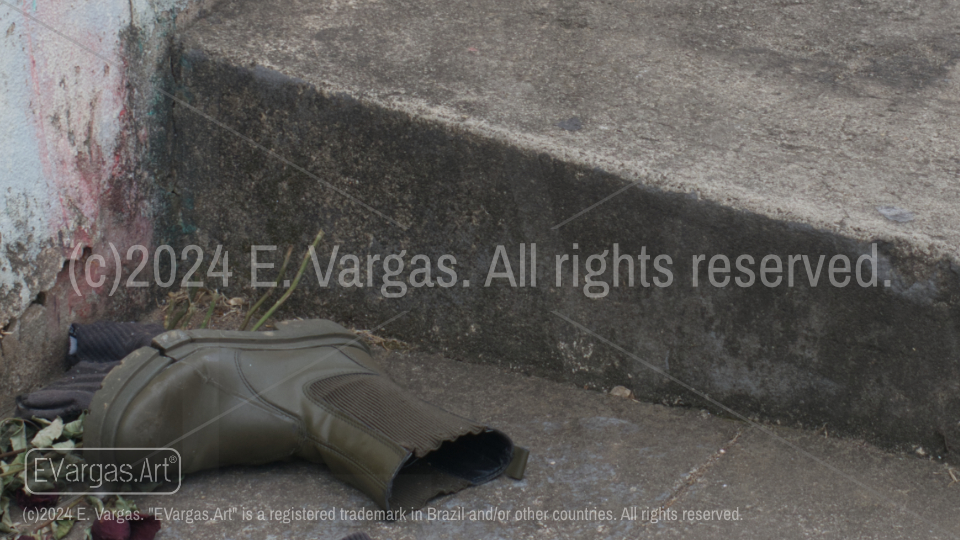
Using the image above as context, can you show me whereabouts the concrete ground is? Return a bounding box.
[6,304,959,539]
[72,347,960,539]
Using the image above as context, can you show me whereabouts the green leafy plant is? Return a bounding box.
[0,415,83,536]
[0,416,158,539]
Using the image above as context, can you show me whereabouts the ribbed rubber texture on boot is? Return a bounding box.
[16,361,120,420]
[68,322,164,366]
[306,372,514,511]
[306,373,485,458]
[18,321,165,420]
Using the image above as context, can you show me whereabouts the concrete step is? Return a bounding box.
[164,0,960,455]
[125,350,960,539]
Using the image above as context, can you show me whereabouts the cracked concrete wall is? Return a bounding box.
[0,0,212,406]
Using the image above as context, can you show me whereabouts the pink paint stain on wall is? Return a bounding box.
[14,0,156,320]
[21,0,132,239]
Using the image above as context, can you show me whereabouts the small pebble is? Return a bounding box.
[610,386,632,399]
[877,205,915,223]
[558,116,583,131]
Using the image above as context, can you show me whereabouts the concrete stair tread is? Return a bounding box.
[181,0,960,263]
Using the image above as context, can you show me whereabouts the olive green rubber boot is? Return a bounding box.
[84,319,522,511]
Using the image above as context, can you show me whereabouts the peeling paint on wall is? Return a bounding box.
[0,0,212,397]
[0,0,208,316]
